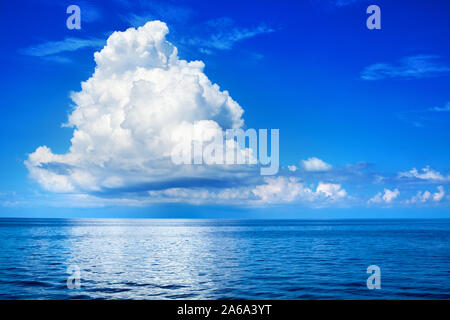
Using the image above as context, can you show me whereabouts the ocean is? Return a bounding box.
[0,218,449,299]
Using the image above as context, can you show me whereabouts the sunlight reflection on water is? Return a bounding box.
[0,219,449,299]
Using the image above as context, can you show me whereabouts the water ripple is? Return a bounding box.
[0,218,449,299]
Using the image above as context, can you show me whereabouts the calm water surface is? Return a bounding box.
[0,219,449,299]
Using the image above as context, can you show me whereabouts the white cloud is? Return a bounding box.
[433,186,445,202]
[302,157,332,172]
[369,188,400,204]
[22,20,448,210]
[361,55,450,81]
[409,190,432,204]
[23,21,348,208]
[316,182,347,199]
[398,166,449,182]
[148,186,254,205]
[406,186,445,204]
[25,21,248,195]
[430,101,450,112]
[183,17,274,52]
[252,178,346,204]
[251,177,313,204]
[383,188,400,203]
[145,178,348,205]
[20,37,105,59]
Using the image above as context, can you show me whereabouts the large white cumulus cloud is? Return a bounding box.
[26,21,248,194]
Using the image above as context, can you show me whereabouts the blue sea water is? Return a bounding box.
[0,218,449,300]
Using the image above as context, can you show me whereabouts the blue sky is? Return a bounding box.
[1,0,450,218]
